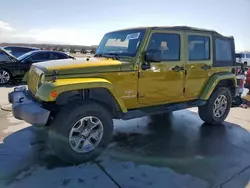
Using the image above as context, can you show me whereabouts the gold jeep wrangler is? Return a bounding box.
[9,26,238,164]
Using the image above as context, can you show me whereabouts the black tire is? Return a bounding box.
[0,69,12,85]
[48,100,113,164]
[198,87,232,124]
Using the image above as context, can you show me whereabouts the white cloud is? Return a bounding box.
[0,21,101,45]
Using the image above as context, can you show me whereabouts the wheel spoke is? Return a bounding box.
[82,138,95,152]
[89,126,103,142]
[70,136,84,149]
[72,118,85,132]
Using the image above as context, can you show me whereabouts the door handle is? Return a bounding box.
[171,65,184,72]
[201,65,212,70]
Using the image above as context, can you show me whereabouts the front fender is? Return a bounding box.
[35,78,127,113]
[199,73,237,100]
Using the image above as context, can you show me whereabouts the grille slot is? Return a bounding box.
[28,66,41,95]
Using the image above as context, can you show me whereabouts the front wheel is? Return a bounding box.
[198,87,232,124]
[0,69,12,85]
[48,100,113,164]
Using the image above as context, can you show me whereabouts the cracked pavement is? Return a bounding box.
[1,86,250,188]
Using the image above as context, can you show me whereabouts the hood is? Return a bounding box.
[33,57,122,76]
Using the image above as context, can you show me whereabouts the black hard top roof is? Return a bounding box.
[111,26,232,38]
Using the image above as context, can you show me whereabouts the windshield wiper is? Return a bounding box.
[94,53,103,57]
[94,53,119,60]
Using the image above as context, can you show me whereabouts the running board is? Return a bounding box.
[121,100,207,120]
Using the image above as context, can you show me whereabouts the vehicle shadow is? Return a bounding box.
[1,110,250,188]
[107,111,250,188]
[0,126,47,181]
[0,80,26,88]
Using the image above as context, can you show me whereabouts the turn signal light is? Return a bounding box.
[51,91,58,98]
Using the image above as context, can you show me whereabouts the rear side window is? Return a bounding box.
[188,35,210,60]
[0,52,10,62]
[246,53,250,58]
[30,52,50,61]
[147,33,180,61]
[50,52,68,60]
[215,39,232,61]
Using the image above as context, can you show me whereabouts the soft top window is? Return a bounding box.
[215,38,232,61]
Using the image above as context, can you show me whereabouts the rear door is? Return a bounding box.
[184,33,213,99]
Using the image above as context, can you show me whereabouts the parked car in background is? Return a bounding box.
[236,51,250,66]
[2,46,40,57]
[0,49,74,85]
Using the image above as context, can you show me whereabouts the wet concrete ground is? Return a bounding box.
[1,87,250,188]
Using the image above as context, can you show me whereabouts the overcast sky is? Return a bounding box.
[0,0,249,50]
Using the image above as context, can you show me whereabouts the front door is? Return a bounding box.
[184,33,213,99]
[138,30,185,105]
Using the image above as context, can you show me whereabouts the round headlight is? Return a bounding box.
[38,73,45,88]
[40,73,45,83]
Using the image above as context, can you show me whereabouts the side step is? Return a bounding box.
[122,99,207,120]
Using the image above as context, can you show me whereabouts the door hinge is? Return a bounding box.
[138,71,141,78]
[184,70,187,75]
[183,87,186,93]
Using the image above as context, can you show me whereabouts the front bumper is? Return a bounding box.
[8,86,50,126]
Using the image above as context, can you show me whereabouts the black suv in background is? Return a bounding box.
[0,49,74,85]
[2,46,40,57]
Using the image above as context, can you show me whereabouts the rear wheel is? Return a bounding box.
[0,69,11,85]
[48,100,113,164]
[198,87,232,124]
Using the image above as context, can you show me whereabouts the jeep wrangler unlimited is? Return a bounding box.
[9,26,238,164]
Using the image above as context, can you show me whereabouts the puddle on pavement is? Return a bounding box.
[110,116,229,164]
[29,111,248,170]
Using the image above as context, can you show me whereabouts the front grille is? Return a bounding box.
[28,66,41,95]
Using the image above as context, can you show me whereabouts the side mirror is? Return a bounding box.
[145,49,162,62]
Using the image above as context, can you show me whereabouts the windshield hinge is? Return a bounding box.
[184,70,187,75]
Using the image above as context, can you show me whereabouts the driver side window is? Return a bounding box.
[29,52,49,62]
[147,33,180,61]
[0,52,10,62]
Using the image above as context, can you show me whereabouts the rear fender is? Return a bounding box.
[199,73,237,100]
[35,78,127,113]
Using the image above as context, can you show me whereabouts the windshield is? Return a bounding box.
[0,48,18,61]
[17,51,34,61]
[236,53,245,58]
[96,29,146,57]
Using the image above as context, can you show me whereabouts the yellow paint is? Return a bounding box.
[35,72,140,112]
[28,27,237,113]
[38,58,121,71]
[199,73,237,100]
[137,30,186,104]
